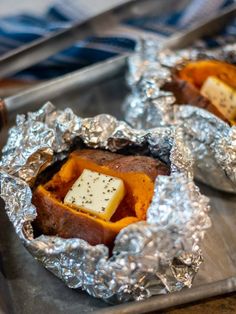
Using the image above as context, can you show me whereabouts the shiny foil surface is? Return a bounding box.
[124,42,236,193]
[0,103,210,302]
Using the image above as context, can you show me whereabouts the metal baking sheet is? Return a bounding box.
[1,69,236,314]
[1,6,236,314]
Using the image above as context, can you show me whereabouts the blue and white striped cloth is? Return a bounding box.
[0,0,235,80]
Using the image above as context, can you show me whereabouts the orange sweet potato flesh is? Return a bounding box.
[33,149,170,247]
[178,60,236,90]
[162,60,236,124]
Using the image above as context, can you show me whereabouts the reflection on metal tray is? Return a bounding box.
[0,4,236,314]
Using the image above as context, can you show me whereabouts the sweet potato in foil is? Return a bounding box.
[164,60,236,125]
[33,149,170,247]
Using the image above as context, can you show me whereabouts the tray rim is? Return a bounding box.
[94,277,236,314]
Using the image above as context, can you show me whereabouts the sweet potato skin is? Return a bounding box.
[107,155,169,182]
[33,149,170,246]
[71,149,123,166]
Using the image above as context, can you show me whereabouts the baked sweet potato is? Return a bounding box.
[163,60,236,124]
[163,75,229,123]
[33,149,170,247]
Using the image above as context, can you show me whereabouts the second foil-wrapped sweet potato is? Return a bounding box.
[163,60,236,125]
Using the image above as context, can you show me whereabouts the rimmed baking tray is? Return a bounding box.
[0,4,236,314]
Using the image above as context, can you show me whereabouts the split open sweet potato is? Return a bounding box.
[163,74,229,123]
[33,149,170,247]
[163,60,236,125]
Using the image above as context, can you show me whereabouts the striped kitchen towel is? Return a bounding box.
[0,0,235,80]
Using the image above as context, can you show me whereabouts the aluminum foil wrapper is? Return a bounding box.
[0,103,210,303]
[124,41,236,193]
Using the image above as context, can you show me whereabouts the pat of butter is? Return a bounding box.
[201,76,236,121]
[64,169,125,221]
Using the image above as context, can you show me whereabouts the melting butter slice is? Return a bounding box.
[201,76,236,122]
[64,169,125,221]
